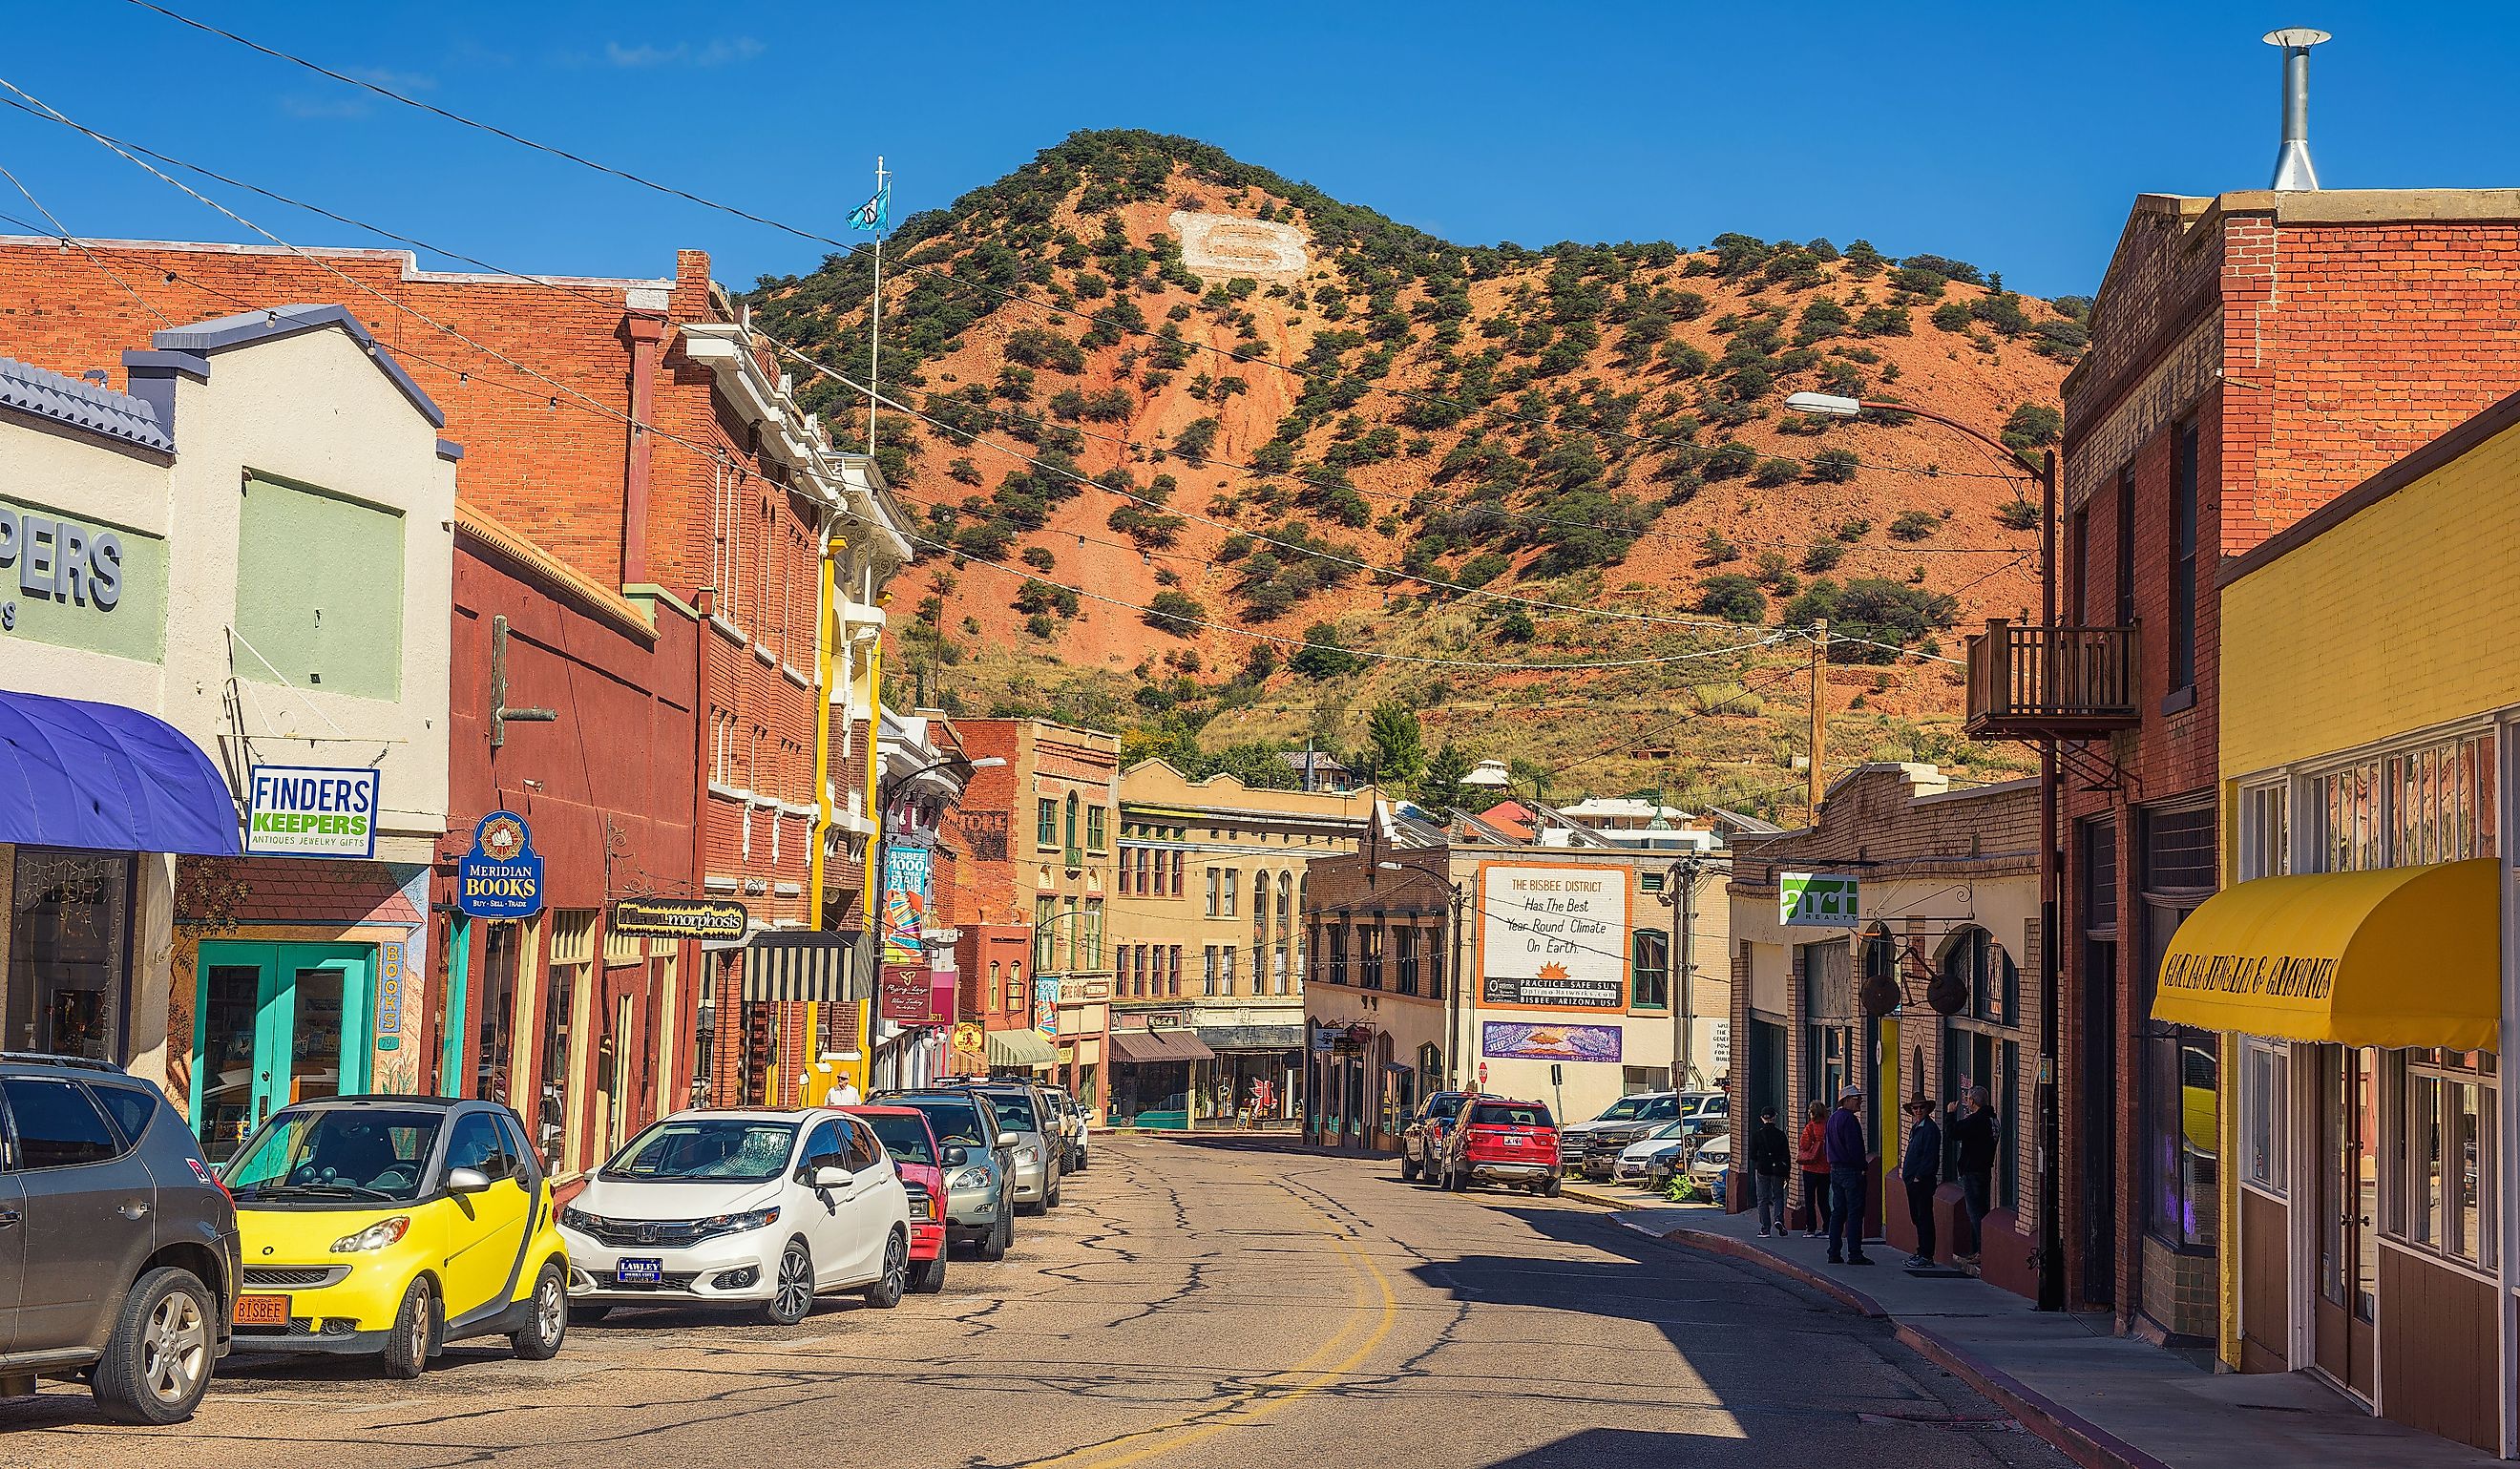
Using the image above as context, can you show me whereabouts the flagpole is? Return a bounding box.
[867,155,886,458]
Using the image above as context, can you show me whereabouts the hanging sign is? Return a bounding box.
[611,897,749,942]
[881,846,930,963]
[1035,975,1060,1038]
[951,1021,986,1057]
[879,963,931,1023]
[1780,871,1859,928]
[374,941,406,1052]
[456,810,544,918]
[245,765,381,859]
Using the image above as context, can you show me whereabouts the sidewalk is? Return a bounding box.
[1587,1196,2495,1469]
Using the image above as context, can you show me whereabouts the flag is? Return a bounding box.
[849,181,889,233]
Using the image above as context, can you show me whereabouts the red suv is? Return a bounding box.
[846,1106,950,1293]
[1438,1098,1562,1196]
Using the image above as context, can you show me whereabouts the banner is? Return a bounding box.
[1481,1021,1622,1062]
[1476,863,1628,1010]
[1035,975,1060,1038]
[881,846,931,963]
[1780,871,1860,927]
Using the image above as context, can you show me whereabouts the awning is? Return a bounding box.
[984,1028,1057,1069]
[2152,858,2499,1051]
[1109,1028,1217,1064]
[741,930,873,1002]
[1196,1023,1304,1052]
[0,689,238,856]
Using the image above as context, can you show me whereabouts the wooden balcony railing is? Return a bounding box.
[1964,619,2141,739]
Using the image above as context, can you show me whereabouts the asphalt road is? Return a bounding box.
[3,1138,2068,1469]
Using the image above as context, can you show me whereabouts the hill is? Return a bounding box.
[747,131,2078,821]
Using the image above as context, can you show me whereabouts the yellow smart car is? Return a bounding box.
[220,1096,570,1376]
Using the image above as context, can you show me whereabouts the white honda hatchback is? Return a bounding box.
[559,1108,913,1324]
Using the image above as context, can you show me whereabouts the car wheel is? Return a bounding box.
[381,1278,436,1380]
[91,1267,215,1425]
[1544,1177,1563,1198]
[976,1212,1010,1261]
[509,1262,568,1361]
[766,1239,815,1326]
[1399,1156,1419,1183]
[862,1231,909,1310]
[909,1254,948,1295]
[570,1303,611,1324]
[1047,1172,1063,1208]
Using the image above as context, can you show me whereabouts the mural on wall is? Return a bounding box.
[1481,1021,1623,1063]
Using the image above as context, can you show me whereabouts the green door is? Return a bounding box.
[193,942,374,1164]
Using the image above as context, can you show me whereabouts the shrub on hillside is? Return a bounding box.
[1143,590,1205,638]
[1801,540,1847,575]
[1696,574,1768,624]
[1812,448,1860,483]
[1889,509,1941,541]
[1931,301,1973,333]
[1698,528,1740,565]
[2002,403,2064,451]
[1752,456,1803,488]
[1998,499,2042,531]
[1853,304,1912,338]
[1704,440,1759,481]
[1004,326,1086,374]
[1290,623,1364,679]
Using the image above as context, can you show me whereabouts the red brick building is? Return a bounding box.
[0,237,913,1165]
[2052,189,2520,1343]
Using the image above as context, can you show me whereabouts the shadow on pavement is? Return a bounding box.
[1474,1426,1761,1468]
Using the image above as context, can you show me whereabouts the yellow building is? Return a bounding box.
[1105,761,1377,1127]
[2169,390,2519,1456]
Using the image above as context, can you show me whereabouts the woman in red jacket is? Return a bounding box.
[1796,1101,1832,1238]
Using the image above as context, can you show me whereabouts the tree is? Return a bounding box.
[1290,622,1364,679]
[1752,455,1803,488]
[1419,741,1474,813]
[1812,448,1859,483]
[1696,574,1768,624]
[2002,403,2064,451]
[1889,509,1941,541]
[1998,499,2042,531]
[1143,590,1205,638]
[1367,701,1426,788]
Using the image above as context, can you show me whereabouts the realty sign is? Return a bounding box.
[245,765,380,859]
[456,810,544,918]
[1779,871,1859,928]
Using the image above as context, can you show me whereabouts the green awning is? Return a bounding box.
[984,1028,1057,1069]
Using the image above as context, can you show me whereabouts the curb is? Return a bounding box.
[1656,1227,2160,1469]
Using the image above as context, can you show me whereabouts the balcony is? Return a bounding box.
[1964,619,2141,739]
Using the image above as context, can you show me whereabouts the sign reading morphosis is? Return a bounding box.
[610,897,749,942]
[1477,863,1628,1010]
[456,810,543,918]
[245,765,381,859]
[1779,871,1860,928]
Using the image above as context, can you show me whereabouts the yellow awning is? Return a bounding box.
[2152,857,2500,1051]
[984,1028,1057,1069]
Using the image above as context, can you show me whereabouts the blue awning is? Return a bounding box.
[0,690,240,856]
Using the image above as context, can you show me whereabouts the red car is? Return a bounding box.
[1437,1097,1563,1196]
[846,1105,950,1293]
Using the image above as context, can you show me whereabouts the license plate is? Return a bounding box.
[1502,1136,1524,1146]
[616,1257,663,1285]
[234,1293,290,1327]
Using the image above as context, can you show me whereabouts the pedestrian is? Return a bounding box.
[1747,1105,1793,1237]
[1255,1076,1276,1125]
[1899,1098,1942,1268]
[829,1077,862,1107]
[1824,1085,1874,1266]
[1945,1084,2000,1270]
[1796,1100,1831,1238]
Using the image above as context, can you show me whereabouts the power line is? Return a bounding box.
[0,155,169,325]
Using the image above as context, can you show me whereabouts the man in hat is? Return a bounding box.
[1823,1085,1874,1266]
[1899,1097,1942,1269]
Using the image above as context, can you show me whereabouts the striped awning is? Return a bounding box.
[741,930,873,1002]
[984,1028,1057,1070]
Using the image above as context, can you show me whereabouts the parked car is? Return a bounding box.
[1399,1091,1468,1185]
[1555,1091,1685,1172]
[964,1081,1063,1214]
[1438,1098,1562,1195]
[874,1088,1014,1260]
[0,1054,240,1423]
[844,1105,950,1293]
[1686,1132,1733,1191]
[559,1108,911,1325]
[1043,1085,1090,1172]
[223,1095,566,1378]
[1611,1119,1699,1183]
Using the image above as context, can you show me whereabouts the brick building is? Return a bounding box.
[0,236,912,1167]
[2047,189,2520,1344]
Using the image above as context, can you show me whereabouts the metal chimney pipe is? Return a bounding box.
[2264,28,2331,191]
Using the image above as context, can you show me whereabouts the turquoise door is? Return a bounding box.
[193,942,374,1163]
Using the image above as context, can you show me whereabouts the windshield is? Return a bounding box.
[1648,1119,1693,1141]
[1428,1095,1466,1123]
[225,1107,441,1204]
[862,1113,936,1165]
[1592,1098,1645,1123]
[900,1098,989,1147]
[1635,1097,1681,1121]
[1473,1102,1553,1127]
[976,1089,1040,1135]
[605,1119,796,1182]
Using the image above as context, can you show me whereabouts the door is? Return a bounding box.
[796,1119,859,1287]
[1,1076,157,1353]
[192,943,374,1163]
[2080,941,2119,1308]
[2313,1045,2379,1399]
[0,1172,24,1352]
[838,1118,894,1284]
[437,1109,531,1322]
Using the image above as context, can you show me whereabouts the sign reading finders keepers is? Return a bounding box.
[1477,863,1628,1010]
[246,766,381,858]
[1779,871,1859,927]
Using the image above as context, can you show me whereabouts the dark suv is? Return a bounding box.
[0,1053,241,1423]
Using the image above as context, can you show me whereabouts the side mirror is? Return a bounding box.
[942,1144,970,1167]
[813,1165,852,1189]
[446,1166,491,1195]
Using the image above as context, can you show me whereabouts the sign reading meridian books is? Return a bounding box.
[1477,862,1629,1010]
[455,810,543,918]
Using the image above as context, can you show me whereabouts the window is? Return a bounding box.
[0,1078,122,1167]
[1037,799,1058,849]
[1426,936,1443,1001]
[2070,502,2090,624]
[1169,850,1186,896]
[2238,782,2289,881]
[2394,1049,2498,1270]
[1060,896,1079,969]
[1328,924,1349,987]
[1009,963,1029,1015]
[541,930,587,1170]
[2240,1038,2289,1197]
[1086,805,1107,852]
[1166,945,1183,997]
[988,960,1001,1013]
[1082,898,1103,970]
[1631,930,1670,1011]
[2113,461,2135,628]
[1205,867,1221,917]
[1063,793,1080,853]
[1220,946,1237,996]
[234,472,406,701]
[6,848,134,1061]
[1361,926,1383,990]
[1203,946,1219,997]
[1034,897,1055,970]
[92,1082,158,1146]
[1396,927,1419,997]
[2169,420,2198,693]
[1223,868,1239,916]
[2307,732,2495,873]
[446,1111,515,1182]
[1276,872,1292,935]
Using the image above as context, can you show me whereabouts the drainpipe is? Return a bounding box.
[690,579,712,1107]
[622,310,668,587]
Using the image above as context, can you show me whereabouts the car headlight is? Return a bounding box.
[694,1206,780,1238]
[560,1206,604,1232]
[330,1216,412,1253]
[1015,1145,1039,1165]
[950,1166,995,1189]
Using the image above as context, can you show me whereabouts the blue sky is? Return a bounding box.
[5,2,2514,300]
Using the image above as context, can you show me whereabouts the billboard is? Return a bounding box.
[1481,1021,1623,1062]
[1477,863,1628,1011]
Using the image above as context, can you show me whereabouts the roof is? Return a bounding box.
[1559,797,1691,821]
[145,304,446,430]
[1704,807,1782,835]
[455,503,657,640]
[1279,750,1350,773]
[0,355,174,452]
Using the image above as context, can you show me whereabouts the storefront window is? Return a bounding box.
[2240,1038,2289,1197]
[6,849,134,1061]
[2394,1049,2497,1270]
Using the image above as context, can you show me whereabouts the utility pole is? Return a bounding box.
[1807,618,1829,820]
[1670,854,1703,1091]
[866,156,888,457]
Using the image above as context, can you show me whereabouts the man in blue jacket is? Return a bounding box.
[1899,1098,1942,1269]
[1824,1085,1873,1266]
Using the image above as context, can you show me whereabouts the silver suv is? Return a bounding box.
[0,1053,241,1423]
[965,1081,1063,1215]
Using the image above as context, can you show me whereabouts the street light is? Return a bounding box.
[1791,388,2068,1315]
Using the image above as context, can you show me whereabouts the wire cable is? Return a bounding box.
[0,155,169,325]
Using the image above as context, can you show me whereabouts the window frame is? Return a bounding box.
[2168,419,2199,696]
[2239,1036,2290,1200]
